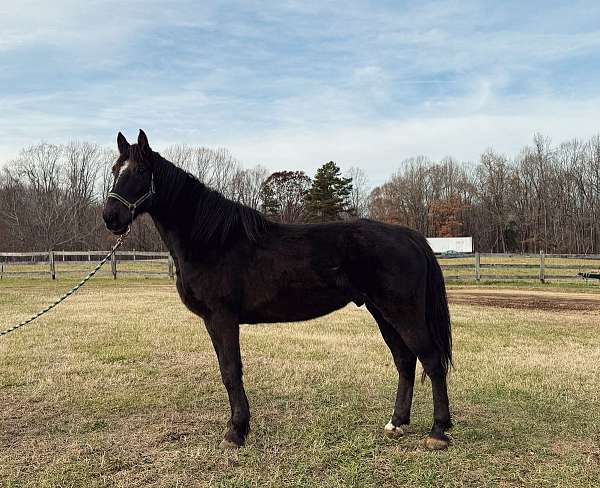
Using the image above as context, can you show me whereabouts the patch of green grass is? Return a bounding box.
[1,280,599,487]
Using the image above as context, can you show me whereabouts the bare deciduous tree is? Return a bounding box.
[164,145,241,198]
[231,165,270,209]
[260,171,312,223]
[345,166,370,218]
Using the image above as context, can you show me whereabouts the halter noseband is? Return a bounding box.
[107,173,155,221]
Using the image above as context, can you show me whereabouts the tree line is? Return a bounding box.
[1,133,599,254]
[370,134,600,253]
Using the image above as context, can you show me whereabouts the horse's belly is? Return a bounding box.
[241,287,352,324]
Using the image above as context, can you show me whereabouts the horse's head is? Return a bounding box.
[103,130,156,235]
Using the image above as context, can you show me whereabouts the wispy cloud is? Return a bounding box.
[1,0,599,182]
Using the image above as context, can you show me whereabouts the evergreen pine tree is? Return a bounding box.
[304,161,353,222]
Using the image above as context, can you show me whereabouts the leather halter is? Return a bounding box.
[107,173,155,220]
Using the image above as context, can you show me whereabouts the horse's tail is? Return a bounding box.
[420,238,452,379]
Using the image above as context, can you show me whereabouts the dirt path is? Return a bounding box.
[447,288,600,311]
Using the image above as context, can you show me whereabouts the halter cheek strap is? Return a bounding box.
[107,173,155,221]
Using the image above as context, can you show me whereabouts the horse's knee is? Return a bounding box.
[396,357,416,377]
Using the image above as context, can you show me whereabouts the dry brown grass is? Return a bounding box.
[1,278,599,487]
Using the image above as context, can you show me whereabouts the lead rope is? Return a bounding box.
[0,227,131,338]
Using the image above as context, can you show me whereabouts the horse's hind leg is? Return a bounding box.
[397,324,452,450]
[369,302,452,450]
[367,303,417,438]
[423,359,452,450]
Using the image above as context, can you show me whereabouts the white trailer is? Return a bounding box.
[427,237,473,254]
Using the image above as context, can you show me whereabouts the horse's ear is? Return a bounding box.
[138,129,151,154]
[117,132,129,155]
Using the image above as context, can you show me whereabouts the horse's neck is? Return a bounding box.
[148,156,266,261]
[151,216,181,260]
[149,160,199,261]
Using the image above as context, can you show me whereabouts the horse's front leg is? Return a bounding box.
[205,315,250,449]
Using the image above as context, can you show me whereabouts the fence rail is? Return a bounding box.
[437,251,600,282]
[0,250,174,280]
[1,250,599,283]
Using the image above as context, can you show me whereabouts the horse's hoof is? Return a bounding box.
[384,421,404,438]
[219,439,240,450]
[424,436,449,450]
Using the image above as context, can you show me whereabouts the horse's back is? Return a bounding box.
[236,219,430,322]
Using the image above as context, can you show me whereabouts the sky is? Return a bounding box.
[2,0,600,185]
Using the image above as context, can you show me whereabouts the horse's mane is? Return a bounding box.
[130,145,270,245]
[190,182,270,244]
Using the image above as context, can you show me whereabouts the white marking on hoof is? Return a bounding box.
[219,439,240,450]
[424,436,449,450]
[384,420,404,437]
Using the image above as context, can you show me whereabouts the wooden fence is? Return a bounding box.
[0,250,174,280]
[0,250,599,282]
[439,251,600,282]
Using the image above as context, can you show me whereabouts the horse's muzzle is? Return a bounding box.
[103,204,129,235]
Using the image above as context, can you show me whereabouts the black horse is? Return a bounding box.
[103,130,453,450]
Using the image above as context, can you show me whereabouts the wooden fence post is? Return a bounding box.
[111,252,117,279]
[475,252,481,282]
[168,256,174,280]
[49,251,56,280]
[539,251,545,283]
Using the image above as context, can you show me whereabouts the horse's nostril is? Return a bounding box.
[103,208,116,226]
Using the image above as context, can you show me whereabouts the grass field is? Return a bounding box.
[1,277,600,487]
